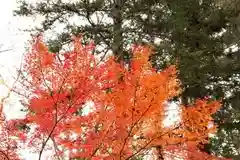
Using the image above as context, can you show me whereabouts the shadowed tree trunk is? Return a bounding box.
[112,0,124,62]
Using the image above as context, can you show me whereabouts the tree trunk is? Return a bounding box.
[156,146,164,160]
[112,0,124,62]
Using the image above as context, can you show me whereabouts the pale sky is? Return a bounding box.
[0,1,26,119]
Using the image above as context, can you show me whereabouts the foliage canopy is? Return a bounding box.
[0,37,229,160]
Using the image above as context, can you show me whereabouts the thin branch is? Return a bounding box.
[0,150,10,160]
[125,124,182,160]
[0,48,12,54]
[119,76,140,159]
[51,137,62,160]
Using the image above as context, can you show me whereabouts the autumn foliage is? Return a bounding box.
[0,36,229,159]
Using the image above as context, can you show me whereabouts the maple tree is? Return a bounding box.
[0,36,230,160]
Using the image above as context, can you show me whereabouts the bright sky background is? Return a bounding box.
[0,0,28,118]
